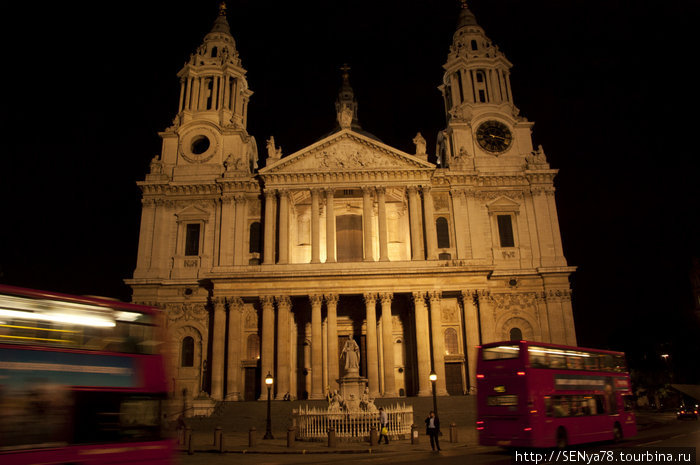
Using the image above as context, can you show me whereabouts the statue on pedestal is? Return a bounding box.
[341,339,360,373]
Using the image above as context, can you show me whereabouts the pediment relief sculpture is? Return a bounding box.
[261,133,433,175]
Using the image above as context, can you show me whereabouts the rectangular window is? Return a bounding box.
[185,223,201,256]
[497,215,515,247]
[487,394,518,406]
[482,344,520,360]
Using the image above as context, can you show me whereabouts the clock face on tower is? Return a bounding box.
[475,120,513,154]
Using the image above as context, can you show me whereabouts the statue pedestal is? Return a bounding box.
[337,371,367,412]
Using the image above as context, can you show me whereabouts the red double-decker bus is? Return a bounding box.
[476,340,637,448]
[0,285,174,465]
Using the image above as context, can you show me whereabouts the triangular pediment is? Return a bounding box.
[259,130,434,176]
[486,195,521,213]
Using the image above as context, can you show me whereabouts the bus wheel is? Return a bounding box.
[613,423,623,443]
[556,427,568,449]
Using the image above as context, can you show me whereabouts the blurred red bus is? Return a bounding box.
[476,340,637,448]
[0,285,174,465]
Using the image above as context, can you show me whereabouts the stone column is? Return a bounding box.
[363,293,380,397]
[260,296,275,398]
[310,294,324,399]
[211,75,219,110]
[376,187,390,262]
[407,186,424,260]
[185,77,193,111]
[422,186,438,260]
[218,195,234,266]
[198,77,207,110]
[325,189,336,263]
[275,296,292,399]
[477,290,497,344]
[210,297,227,400]
[465,189,488,260]
[222,76,229,111]
[546,190,567,265]
[226,297,243,400]
[461,291,480,393]
[428,291,448,396]
[134,199,156,275]
[233,195,248,266]
[450,190,471,259]
[178,78,186,112]
[311,189,321,264]
[362,186,374,261]
[532,186,556,266]
[191,77,200,110]
[412,292,432,396]
[263,190,276,264]
[379,293,397,397]
[278,190,290,264]
[544,289,567,345]
[561,291,577,346]
[325,294,339,388]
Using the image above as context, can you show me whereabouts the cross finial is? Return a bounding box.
[219,2,227,16]
[340,63,351,85]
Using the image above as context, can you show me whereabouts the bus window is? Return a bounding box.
[547,395,605,417]
[584,354,600,371]
[613,355,627,373]
[482,344,520,360]
[529,350,547,368]
[566,353,585,370]
[600,355,614,371]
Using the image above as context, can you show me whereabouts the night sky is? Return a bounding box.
[1,1,698,379]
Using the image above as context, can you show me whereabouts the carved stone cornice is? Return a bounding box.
[460,290,477,305]
[491,292,538,313]
[213,297,227,310]
[411,291,426,304]
[165,302,208,322]
[276,295,292,309]
[476,190,525,201]
[324,293,339,306]
[227,296,245,312]
[476,289,492,303]
[543,289,572,302]
[378,292,393,304]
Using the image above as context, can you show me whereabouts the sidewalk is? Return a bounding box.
[177,426,476,455]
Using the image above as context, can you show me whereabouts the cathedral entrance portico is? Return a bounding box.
[127,4,577,414]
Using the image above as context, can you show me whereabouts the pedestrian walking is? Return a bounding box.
[425,410,441,451]
[378,407,389,444]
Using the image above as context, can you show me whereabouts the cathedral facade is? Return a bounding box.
[126,4,576,405]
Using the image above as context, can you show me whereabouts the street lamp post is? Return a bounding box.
[429,370,438,416]
[264,372,274,439]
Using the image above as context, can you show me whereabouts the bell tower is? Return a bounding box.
[157,2,258,182]
[437,2,534,172]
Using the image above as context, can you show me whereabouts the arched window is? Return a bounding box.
[246,334,260,360]
[436,217,450,248]
[181,336,194,367]
[444,328,459,355]
[249,221,262,253]
[510,327,523,341]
